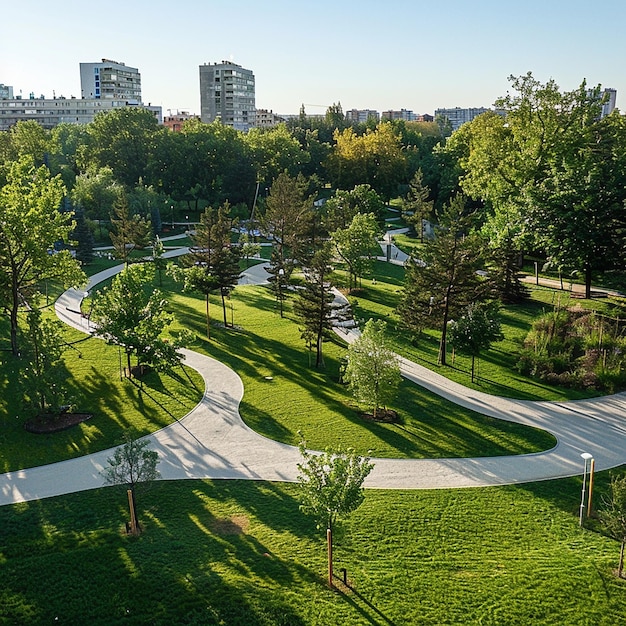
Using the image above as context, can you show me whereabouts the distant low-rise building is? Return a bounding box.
[163,111,199,131]
[434,107,491,131]
[255,108,285,128]
[345,109,380,124]
[382,109,418,121]
[0,96,161,131]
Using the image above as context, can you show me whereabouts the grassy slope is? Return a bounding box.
[0,306,203,473]
[0,475,624,625]
[167,280,555,458]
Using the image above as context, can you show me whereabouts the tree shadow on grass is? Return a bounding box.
[334,575,398,626]
[0,481,316,625]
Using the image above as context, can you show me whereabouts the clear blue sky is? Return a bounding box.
[2,0,624,116]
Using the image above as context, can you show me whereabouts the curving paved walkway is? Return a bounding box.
[2,259,626,507]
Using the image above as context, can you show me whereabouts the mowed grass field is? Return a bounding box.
[2,254,626,624]
[164,279,555,459]
[1,475,625,625]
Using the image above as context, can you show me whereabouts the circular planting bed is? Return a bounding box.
[24,413,93,434]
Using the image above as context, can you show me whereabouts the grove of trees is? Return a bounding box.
[2,70,626,423]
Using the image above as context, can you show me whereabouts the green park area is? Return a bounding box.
[2,73,626,623]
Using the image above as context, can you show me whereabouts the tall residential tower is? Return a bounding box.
[80,59,142,103]
[199,61,255,131]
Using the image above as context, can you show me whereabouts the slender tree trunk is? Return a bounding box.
[221,291,228,327]
[471,354,475,383]
[327,526,334,588]
[438,295,450,366]
[619,540,625,578]
[126,350,133,379]
[205,293,211,339]
[10,280,19,356]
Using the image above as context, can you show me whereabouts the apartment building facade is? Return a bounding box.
[199,61,255,131]
[80,59,142,103]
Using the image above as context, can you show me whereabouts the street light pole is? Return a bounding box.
[278,268,285,318]
[579,452,593,527]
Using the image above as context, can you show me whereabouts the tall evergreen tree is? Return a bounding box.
[259,171,314,277]
[178,202,240,335]
[399,194,488,366]
[72,207,95,265]
[293,243,336,368]
[109,191,152,266]
[402,169,434,242]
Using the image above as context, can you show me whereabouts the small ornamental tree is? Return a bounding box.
[297,440,374,587]
[344,319,401,420]
[101,432,160,535]
[448,301,503,383]
[91,263,188,377]
[599,473,626,578]
[331,212,380,292]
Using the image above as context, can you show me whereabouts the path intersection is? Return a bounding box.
[2,247,626,506]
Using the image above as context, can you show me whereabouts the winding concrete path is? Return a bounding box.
[2,257,626,507]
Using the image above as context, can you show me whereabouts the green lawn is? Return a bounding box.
[0,321,203,473]
[166,281,554,458]
[1,473,624,625]
[357,260,622,401]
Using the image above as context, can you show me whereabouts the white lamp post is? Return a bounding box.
[278,268,285,317]
[579,452,593,527]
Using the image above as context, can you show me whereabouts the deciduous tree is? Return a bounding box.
[331,212,380,292]
[0,156,85,355]
[91,263,186,377]
[448,301,503,382]
[344,319,401,419]
[297,439,374,587]
[101,432,161,535]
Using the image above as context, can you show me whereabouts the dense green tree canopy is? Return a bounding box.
[0,156,85,355]
[455,73,626,297]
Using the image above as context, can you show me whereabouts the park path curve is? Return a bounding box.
[2,258,626,506]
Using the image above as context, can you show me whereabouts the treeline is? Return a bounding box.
[0,105,449,226]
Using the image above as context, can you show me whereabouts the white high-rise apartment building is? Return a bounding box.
[601,88,617,117]
[80,59,142,103]
[434,107,491,131]
[199,61,255,131]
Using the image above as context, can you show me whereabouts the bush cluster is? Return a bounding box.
[517,309,626,392]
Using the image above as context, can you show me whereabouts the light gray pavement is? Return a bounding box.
[2,253,626,507]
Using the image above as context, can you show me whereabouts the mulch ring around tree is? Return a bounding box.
[24,413,93,434]
[360,409,399,423]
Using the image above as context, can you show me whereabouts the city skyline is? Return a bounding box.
[2,0,625,117]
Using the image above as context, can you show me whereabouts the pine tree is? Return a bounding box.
[402,169,434,242]
[72,207,95,265]
[293,243,336,368]
[109,192,152,265]
[399,194,488,365]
